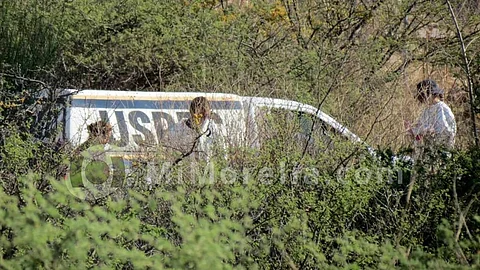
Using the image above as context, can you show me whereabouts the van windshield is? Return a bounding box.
[253,107,350,157]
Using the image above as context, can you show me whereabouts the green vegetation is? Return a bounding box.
[1,0,480,268]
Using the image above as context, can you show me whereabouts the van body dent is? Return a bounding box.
[62,89,363,153]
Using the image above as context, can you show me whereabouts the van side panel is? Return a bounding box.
[67,94,246,151]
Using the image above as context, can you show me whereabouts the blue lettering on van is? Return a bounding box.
[128,111,156,146]
[99,110,129,147]
[176,112,190,122]
[98,110,224,147]
[152,112,174,142]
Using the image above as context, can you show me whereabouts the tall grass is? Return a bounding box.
[0,0,60,75]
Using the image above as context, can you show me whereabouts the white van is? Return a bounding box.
[62,89,363,153]
[60,89,375,197]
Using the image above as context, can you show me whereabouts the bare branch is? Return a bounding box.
[452,176,470,265]
[0,73,48,87]
[446,0,479,146]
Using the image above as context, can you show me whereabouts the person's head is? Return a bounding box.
[87,121,112,144]
[416,79,444,104]
[189,96,211,127]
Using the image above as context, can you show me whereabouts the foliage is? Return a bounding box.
[0,146,479,268]
[1,0,480,269]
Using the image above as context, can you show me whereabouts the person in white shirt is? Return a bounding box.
[406,79,457,150]
[403,80,457,206]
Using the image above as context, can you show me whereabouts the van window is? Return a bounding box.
[254,108,341,156]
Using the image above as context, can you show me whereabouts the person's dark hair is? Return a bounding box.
[416,79,444,103]
[189,96,211,118]
[87,121,112,139]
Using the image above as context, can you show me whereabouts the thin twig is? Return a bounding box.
[453,175,470,265]
[446,0,479,146]
[300,54,350,160]
[0,73,48,87]
[160,128,210,182]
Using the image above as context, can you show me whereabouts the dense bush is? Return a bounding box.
[1,0,480,268]
[0,146,479,269]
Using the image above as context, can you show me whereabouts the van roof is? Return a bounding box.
[64,89,242,102]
